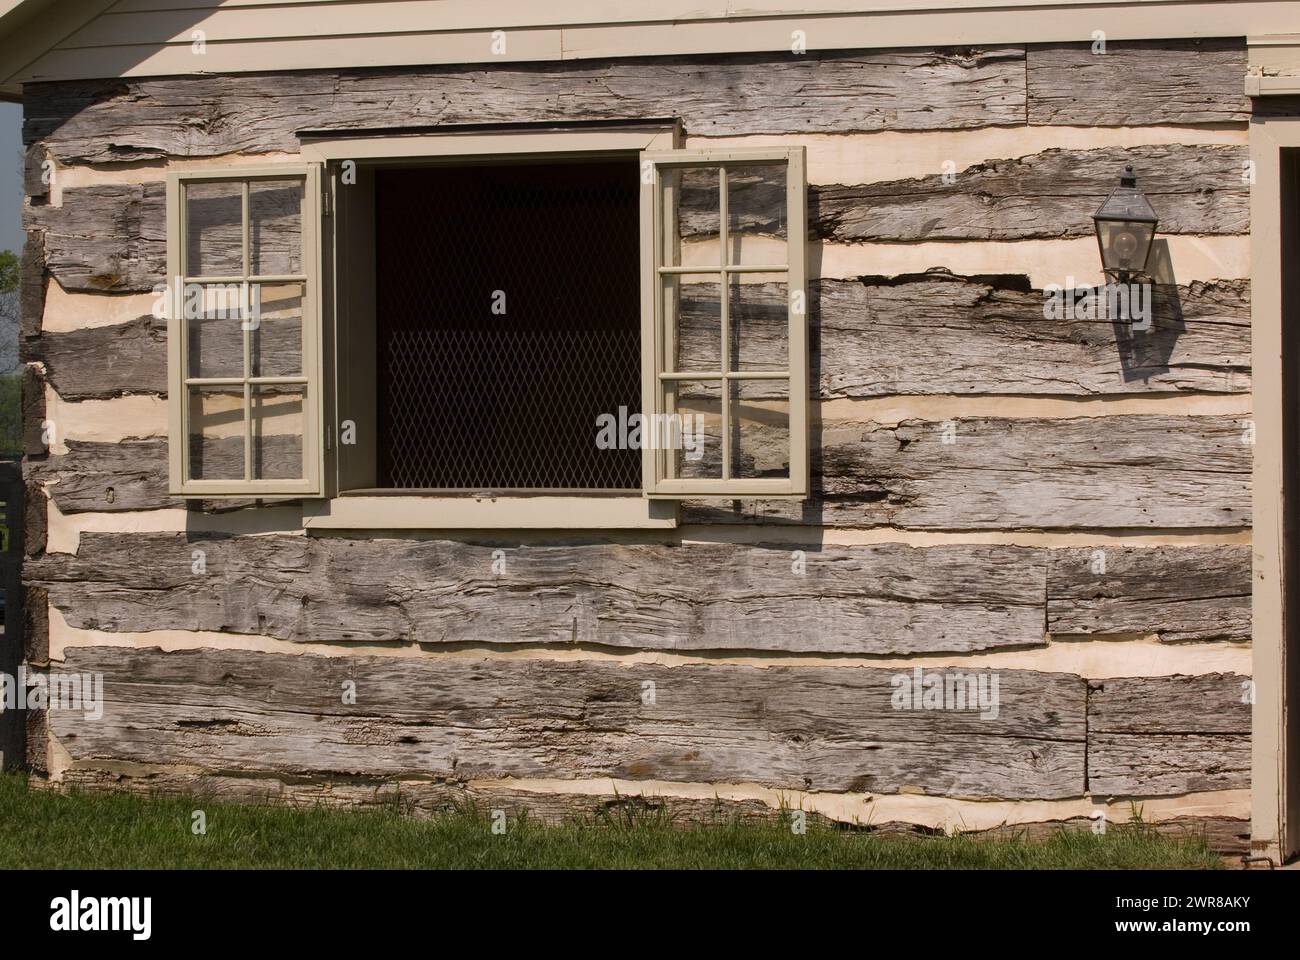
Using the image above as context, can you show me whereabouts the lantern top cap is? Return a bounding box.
[1093,163,1158,225]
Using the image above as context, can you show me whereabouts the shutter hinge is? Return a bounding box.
[321,187,331,217]
[325,423,333,451]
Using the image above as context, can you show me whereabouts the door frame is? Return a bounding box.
[1250,109,1300,862]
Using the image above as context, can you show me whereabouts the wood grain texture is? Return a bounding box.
[37,314,167,399]
[27,440,174,513]
[51,645,1087,799]
[29,533,1050,655]
[679,273,1250,398]
[1025,39,1249,126]
[1087,674,1251,795]
[684,414,1251,530]
[21,365,46,458]
[19,229,46,351]
[23,584,49,668]
[24,480,46,560]
[31,412,1251,530]
[37,272,1251,402]
[804,144,1248,241]
[32,183,165,293]
[37,305,301,401]
[1047,545,1251,643]
[35,141,1250,295]
[23,48,1028,165]
[24,142,47,203]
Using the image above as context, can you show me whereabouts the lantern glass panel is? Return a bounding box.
[1096,218,1156,275]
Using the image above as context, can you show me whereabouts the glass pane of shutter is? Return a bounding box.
[185,284,245,378]
[250,281,304,377]
[667,379,722,480]
[645,149,803,495]
[187,386,245,480]
[251,384,305,481]
[729,379,790,480]
[249,179,303,276]
[185,181,243,276]
[726,163,787,267]
[728,276,788,373]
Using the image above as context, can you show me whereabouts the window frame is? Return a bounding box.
[166,163,325,497]
[639,147,809,498]
[161,129,810,525]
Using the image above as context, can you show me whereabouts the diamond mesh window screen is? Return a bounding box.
[374,161,641,490]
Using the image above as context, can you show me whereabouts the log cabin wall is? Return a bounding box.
[16,39,1254,849]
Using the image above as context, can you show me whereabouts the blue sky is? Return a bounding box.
[1,102,21,256]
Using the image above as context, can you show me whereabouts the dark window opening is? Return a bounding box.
[372,160,641,491]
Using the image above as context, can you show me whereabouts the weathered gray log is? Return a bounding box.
[1047,545,1251,643]
[38,272,1250,400]
[27,439,176,512]
[24,49,1029,165]
[21,364,45,458]
[19,229,45,351]
[1087,674,1250,795]
[1025,39,1249,126]
[37,142,1252,295]
[50,645,1088,799]
[26,434,303,511]
[37,305,301,400]
[679,273,1251,397]
[684,414,1251,530]
[24,583,48,667]
[33,412,1251,529]
[37,314,167,399]
[807,144,1249,241]
[35,182,165,292]
[23,141,47,203]
[30,532,1050,655]
[24,479,45,560]
[684,144,1250,241]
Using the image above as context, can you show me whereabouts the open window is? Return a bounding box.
[164,130,807,520]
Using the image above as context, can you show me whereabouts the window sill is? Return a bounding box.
[302,495,678,530]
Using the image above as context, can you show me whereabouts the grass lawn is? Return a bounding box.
[0,774,1223,869]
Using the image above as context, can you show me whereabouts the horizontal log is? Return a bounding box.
[1087,674,1250,795]
[38,302,303,401]
[38,272,1250,401]
[37,314,167,399]
[24,49,1028,165]
[26,434,302,511]
[38,143,1252,296]
[29,533,1050,655]
[34,412,1251,530]
[684,414,1251,529]
[35,183,165,293]
[1047,545,1251,643]
[1025,39,1249,126]
[27,439,175,512]
[807,144,1248,242]
[682,143,1249,241]
[680,273,1250,398]
[51,645,1087,799]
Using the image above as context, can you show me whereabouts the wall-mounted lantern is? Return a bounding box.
[1092,163,1158,283]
